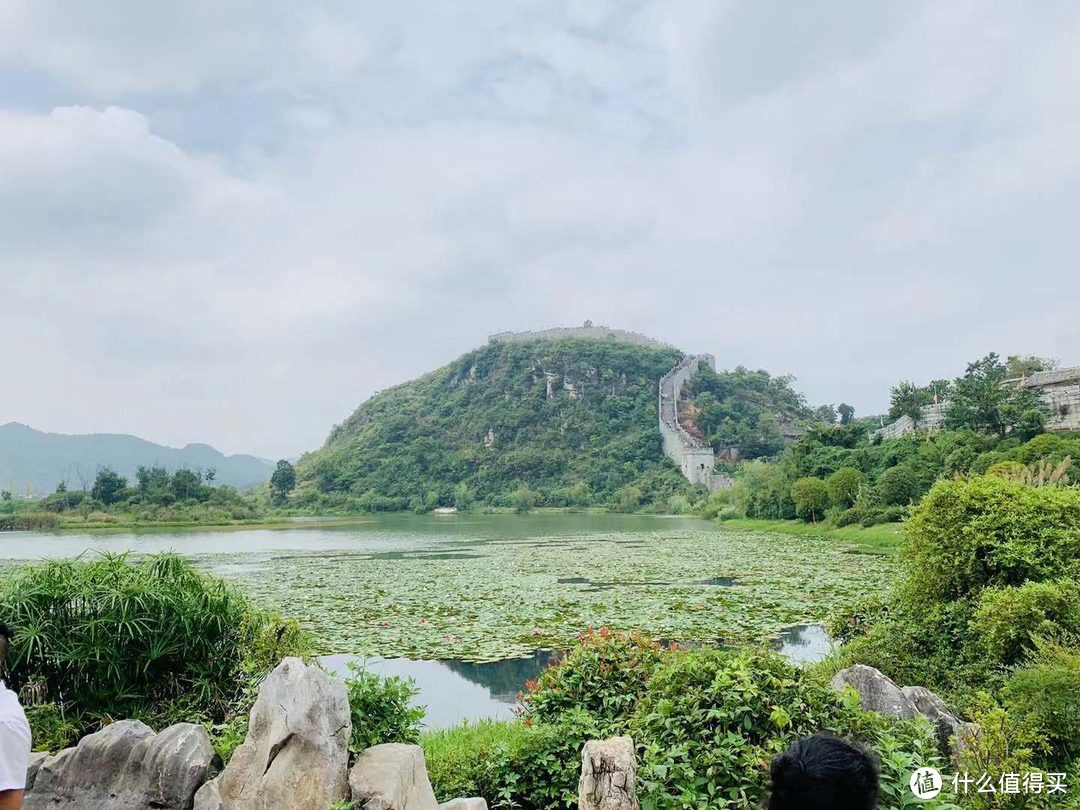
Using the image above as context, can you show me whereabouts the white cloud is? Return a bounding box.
[0,1,1078,457]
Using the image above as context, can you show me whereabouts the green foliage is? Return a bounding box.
[877,465,920,506]
[0,553,309,738]
[344,663,425,754]
[831,474,1080,776]
[791,476,829,522]
[297,339,692,510]
[270,459,297,504]
[23,702,81,752]
[687,365,811,460]
[90,466,128,505]
[889,380,932,422]
[525,630,663,731]
[826,466,867,508]
[945,353,1047,437]
[1003,640,1080,764]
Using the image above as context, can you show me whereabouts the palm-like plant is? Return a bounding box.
[0,552,309,734]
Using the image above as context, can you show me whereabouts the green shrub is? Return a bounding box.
[971,580,1080,665]
[1003,640,1080,764]
[23,702,81,752]
[791,476,829,522]
[877,465,920,506]
[630,647,949,810]
[826,467,867,508]
[524,629,663,731]
[835,506,862,527]
[0,553,309,736]
[344,663,425,754]
[904,476,1080,602]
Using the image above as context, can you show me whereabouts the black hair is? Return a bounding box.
[0,622,10,671]
[768,733,880,810]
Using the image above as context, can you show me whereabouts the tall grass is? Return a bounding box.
[0,552,309,737]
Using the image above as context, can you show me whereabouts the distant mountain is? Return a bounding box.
[0,423,274,495]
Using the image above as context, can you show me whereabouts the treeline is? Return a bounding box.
[702,353,1076,526]
[33,465,264,524]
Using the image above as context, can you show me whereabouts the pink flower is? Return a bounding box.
[532,628,542,636]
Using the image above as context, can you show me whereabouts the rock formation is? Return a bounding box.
[194,657,351,810]
[578,737,639,810]
[24,720,213,810]
[830,665,978,762]
[349,743,439,810]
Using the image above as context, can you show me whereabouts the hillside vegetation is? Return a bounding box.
[297,339,693,511]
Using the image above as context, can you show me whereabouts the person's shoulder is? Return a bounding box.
[0,684,29,729]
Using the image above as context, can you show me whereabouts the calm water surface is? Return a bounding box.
[2,514,838,728]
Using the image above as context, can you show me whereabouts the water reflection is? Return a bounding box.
[320,625,834,729]
[772,623,836,665]
[319,650,560,729]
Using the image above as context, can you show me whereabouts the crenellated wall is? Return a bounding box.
[659,354,732,491]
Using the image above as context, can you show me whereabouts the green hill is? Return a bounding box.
[296,338,693,511]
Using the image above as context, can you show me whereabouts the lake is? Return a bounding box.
[1,513,872,727]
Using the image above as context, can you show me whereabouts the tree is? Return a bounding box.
[877,465,919,506]
[888,381,931,422]
[205,467,217,484]
[837,403,855,425]
[827,467,867,509]
[946,353,1047,437]
[270,460,297,504]
[91,467,128,506]
[791,477,829,522]
[813,405,837,424]
[170,469,203,501]
[1005,355,1057,378]
[0,490,11,501]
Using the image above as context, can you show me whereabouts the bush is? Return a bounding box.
[905,476,1080,602]
[791,476,829,522]
[970,580,1080,665]
[1002,640,1080,765]
[524,629,663,731]
[344,663,425,754]
[630,647,949,810]
[826,467,867,509]
[0,553,308,736]
[877,465,920,506]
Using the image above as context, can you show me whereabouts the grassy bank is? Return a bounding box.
[714,517,906,555]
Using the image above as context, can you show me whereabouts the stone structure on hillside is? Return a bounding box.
[873,366,1080,440]
[659,354,731,491]
[490,321,674,350]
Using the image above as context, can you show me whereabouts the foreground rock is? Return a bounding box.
[579,737,639,810]
[349,743,439,810]
[830,665,978,761]
[830,664,917,719]
[25,720,213,810]
[195,657,351,810]
[439,799,488,810]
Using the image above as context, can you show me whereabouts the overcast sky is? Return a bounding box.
[2,1,1078,459]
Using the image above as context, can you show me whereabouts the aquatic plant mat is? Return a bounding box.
[199,528,896,661]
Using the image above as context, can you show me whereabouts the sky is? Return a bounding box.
[2,1,1078,459]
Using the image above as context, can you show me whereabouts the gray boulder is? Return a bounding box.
[829,665,917,719]
[902,686,980,762]
[439,799,488,810]
[194,657,351,810]
[579,737,639,810]
[349,743,438,810]
[24,719,213,810]
[25,751,48,791]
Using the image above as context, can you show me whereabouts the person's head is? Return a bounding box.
[769,733,880,810]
